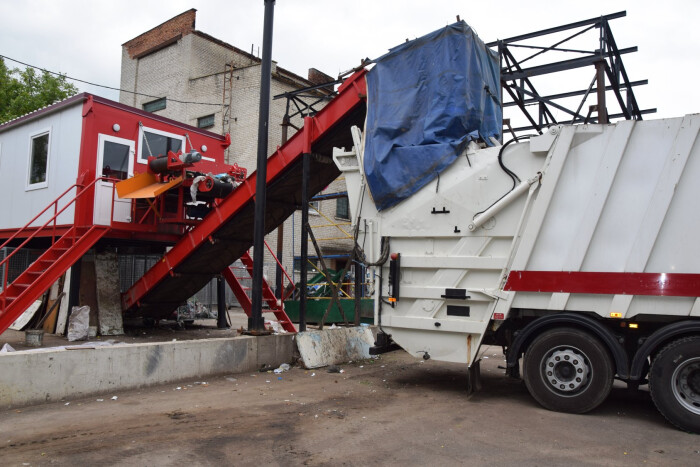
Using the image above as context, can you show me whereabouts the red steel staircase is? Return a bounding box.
[122,70,368,324]
[222,251,295,332]
[0,180,112,335]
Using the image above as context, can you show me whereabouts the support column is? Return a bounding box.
[595,61,608,124]
[299,151,310,332]
[275,115,290,299]
[250,0,276,332]
[217,275,228,329]
[354,260,362,326]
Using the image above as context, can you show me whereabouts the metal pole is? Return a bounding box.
[250,0,275,332]
[595,61,608,124]
[275,115,289,299]
[299,150,309,332]
[354,260,361,326]
[217,275,228,328]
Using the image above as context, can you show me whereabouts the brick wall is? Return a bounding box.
[123,9,196,59]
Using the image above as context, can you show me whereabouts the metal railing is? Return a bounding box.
[0,176,118,303]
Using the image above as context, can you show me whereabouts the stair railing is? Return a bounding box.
[0,176,118,300]
[263,240,296,302]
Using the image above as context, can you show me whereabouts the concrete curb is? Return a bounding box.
[0,334,294,407]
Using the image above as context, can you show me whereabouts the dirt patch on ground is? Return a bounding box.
[1,348,698,466]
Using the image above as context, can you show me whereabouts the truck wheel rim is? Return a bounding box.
[671,357,700,415]
[541,347,590,394]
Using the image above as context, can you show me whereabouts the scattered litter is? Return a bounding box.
[0,343,15,353]
[311,373,316,377]
[483,356,489,359]
[111,396,118,400]
[175,387,182,390]
[359,366,364,368]
[339,369,345,374]
[265,320,287,334]
[266,380,271,383]
[172,339,177,342]
[277,377,282,380]
[273,363,291,374]
[380,365,385,368]
[96,399,104,402]
[194,381,208,385]
[226,377,237,382]
[64,402,70,406]
[329,324,338,329]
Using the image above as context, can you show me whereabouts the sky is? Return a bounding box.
[0,0,698,121]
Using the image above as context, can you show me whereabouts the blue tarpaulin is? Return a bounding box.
[364,21,501,211]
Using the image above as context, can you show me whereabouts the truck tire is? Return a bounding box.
[523,327,614,414]
[649,336,700,433]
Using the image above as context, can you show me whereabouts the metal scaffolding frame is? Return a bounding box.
[486,10,656,136]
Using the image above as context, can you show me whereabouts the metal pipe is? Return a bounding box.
[250,0,275,332]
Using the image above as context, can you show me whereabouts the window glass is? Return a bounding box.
[102,141,130,180]
[140,131,183,161]
[197,114,215,129]
[143,98,166,112]
[309,200,320,215]
[29,133,49,185]
[336,197,350,219]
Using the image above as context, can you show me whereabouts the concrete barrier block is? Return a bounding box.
[0,334,294,407]
[295,327,374,369]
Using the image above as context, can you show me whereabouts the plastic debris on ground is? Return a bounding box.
[1,343,16,353]
[274,363,291,374]
[265,320,286,334]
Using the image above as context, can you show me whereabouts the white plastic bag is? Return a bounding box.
[67,306,90,341]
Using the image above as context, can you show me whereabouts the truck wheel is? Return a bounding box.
[649,336,700,433]
[523,327,613,414]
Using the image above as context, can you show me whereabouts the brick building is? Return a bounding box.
[119,9,355,293]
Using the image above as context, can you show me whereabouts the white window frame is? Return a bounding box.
[137,126,186,165]
[26,127,51,191]
[309,200,321,216]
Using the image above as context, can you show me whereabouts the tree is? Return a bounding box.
[0,58,78,123]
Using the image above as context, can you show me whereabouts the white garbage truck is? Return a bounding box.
[334,22,700,433]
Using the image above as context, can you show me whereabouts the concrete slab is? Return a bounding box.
[0,333,294,407]
[295,326,374,369]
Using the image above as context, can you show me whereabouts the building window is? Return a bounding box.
[197,114,215,129]
[27,130,50,189]
[336,197,350,220]
[138,126,184,163]
[309,200,321,216]
[101,141,131,181]
[143,98,166,113]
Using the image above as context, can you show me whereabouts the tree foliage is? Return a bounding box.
[0,58,79,123]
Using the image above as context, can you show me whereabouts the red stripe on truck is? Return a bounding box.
[504,271,700,297]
